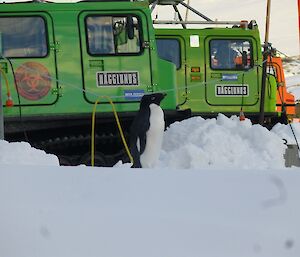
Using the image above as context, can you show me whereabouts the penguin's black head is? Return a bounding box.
[141,93,167,106]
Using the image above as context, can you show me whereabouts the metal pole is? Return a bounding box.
[180,1,212,21]
[185,0,190,22]
[153,20,241,25]
[173,4,186,29]
[298,0,300,52]
[150,0,158,13]
[259,0,271,125]
[264,0,271,44]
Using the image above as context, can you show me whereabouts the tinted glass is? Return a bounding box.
[210,39,253,70]
[0,17,47,58]
[86,16,141,55]
[156,39,181,69]
[267,65,277,77]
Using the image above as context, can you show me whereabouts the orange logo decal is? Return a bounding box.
[15,62,52,101]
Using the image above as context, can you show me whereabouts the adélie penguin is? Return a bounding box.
[130,93,167,168]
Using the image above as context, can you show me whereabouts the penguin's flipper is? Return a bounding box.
[138,133,147,155]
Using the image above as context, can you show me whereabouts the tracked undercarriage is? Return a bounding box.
[4,114,134,166]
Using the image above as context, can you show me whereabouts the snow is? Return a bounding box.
[0,2,299,256]
[0,140,59,166]
[159,114,287,169]
[286,74,300,101]
[1,113,300,257]
[1,165,300,257]
[1,114,296,169]
[1,55,300,257]
[283,56,300,101]
[284,57,300,78]
[1,56,300,256]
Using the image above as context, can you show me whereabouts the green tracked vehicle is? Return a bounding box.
[0,0,282,166]
[0,0,178,166]
[155,27,278,121]
[152,0,279,123]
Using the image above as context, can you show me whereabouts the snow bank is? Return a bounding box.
[271,122,300,145]
[286,75,300,101]
[0,140,59,166]
[158,114,287,169]
[1,114,289,169]
[283,57,300,100]
[283,56,300,77]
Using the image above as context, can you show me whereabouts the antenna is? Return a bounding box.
[259,0,272,125]
[298,0,300,54]
[184,0,190,22]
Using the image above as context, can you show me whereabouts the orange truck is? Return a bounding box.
[236,53,296,122]
[267,56,296,121]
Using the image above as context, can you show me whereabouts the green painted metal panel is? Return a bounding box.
[78,11,152,104]
[0,14,59,108]
[155,26,278,116]
[0,1,177,118]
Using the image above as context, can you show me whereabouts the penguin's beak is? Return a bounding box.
[162,93,167,98]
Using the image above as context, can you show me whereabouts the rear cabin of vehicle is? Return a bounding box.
[155,25,279,122]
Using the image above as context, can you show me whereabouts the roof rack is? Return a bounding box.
[150,0,257,29]
[150,0,213,28]
[0,0,53,3]
[153,20,242,26]
[79,0,131,2]
[0,0,130,3]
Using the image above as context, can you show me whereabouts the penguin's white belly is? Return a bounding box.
[140,104,164,168]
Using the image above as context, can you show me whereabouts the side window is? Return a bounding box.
[210,39,253,70]
[156,39,181,69]
[0,16,47,58]
[267,65,277,77]
[86,15,141,55]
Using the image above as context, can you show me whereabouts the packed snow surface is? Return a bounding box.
[0,3,299,257]
[1,165,299,257]
[1,111,300,257]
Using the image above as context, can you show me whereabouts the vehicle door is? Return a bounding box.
[204,37,259,106]
[155,36,187,106]
[0,14,58,105]
[79,11,152,104]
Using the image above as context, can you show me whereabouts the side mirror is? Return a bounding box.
[126,16,135,40]
[242,51,248,67]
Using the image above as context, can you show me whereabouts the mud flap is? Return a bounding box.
[284,144,300,167]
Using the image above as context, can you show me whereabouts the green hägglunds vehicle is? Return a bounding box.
[152,0,280,123]
[0,0,178,166]
[0,0,280,166]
